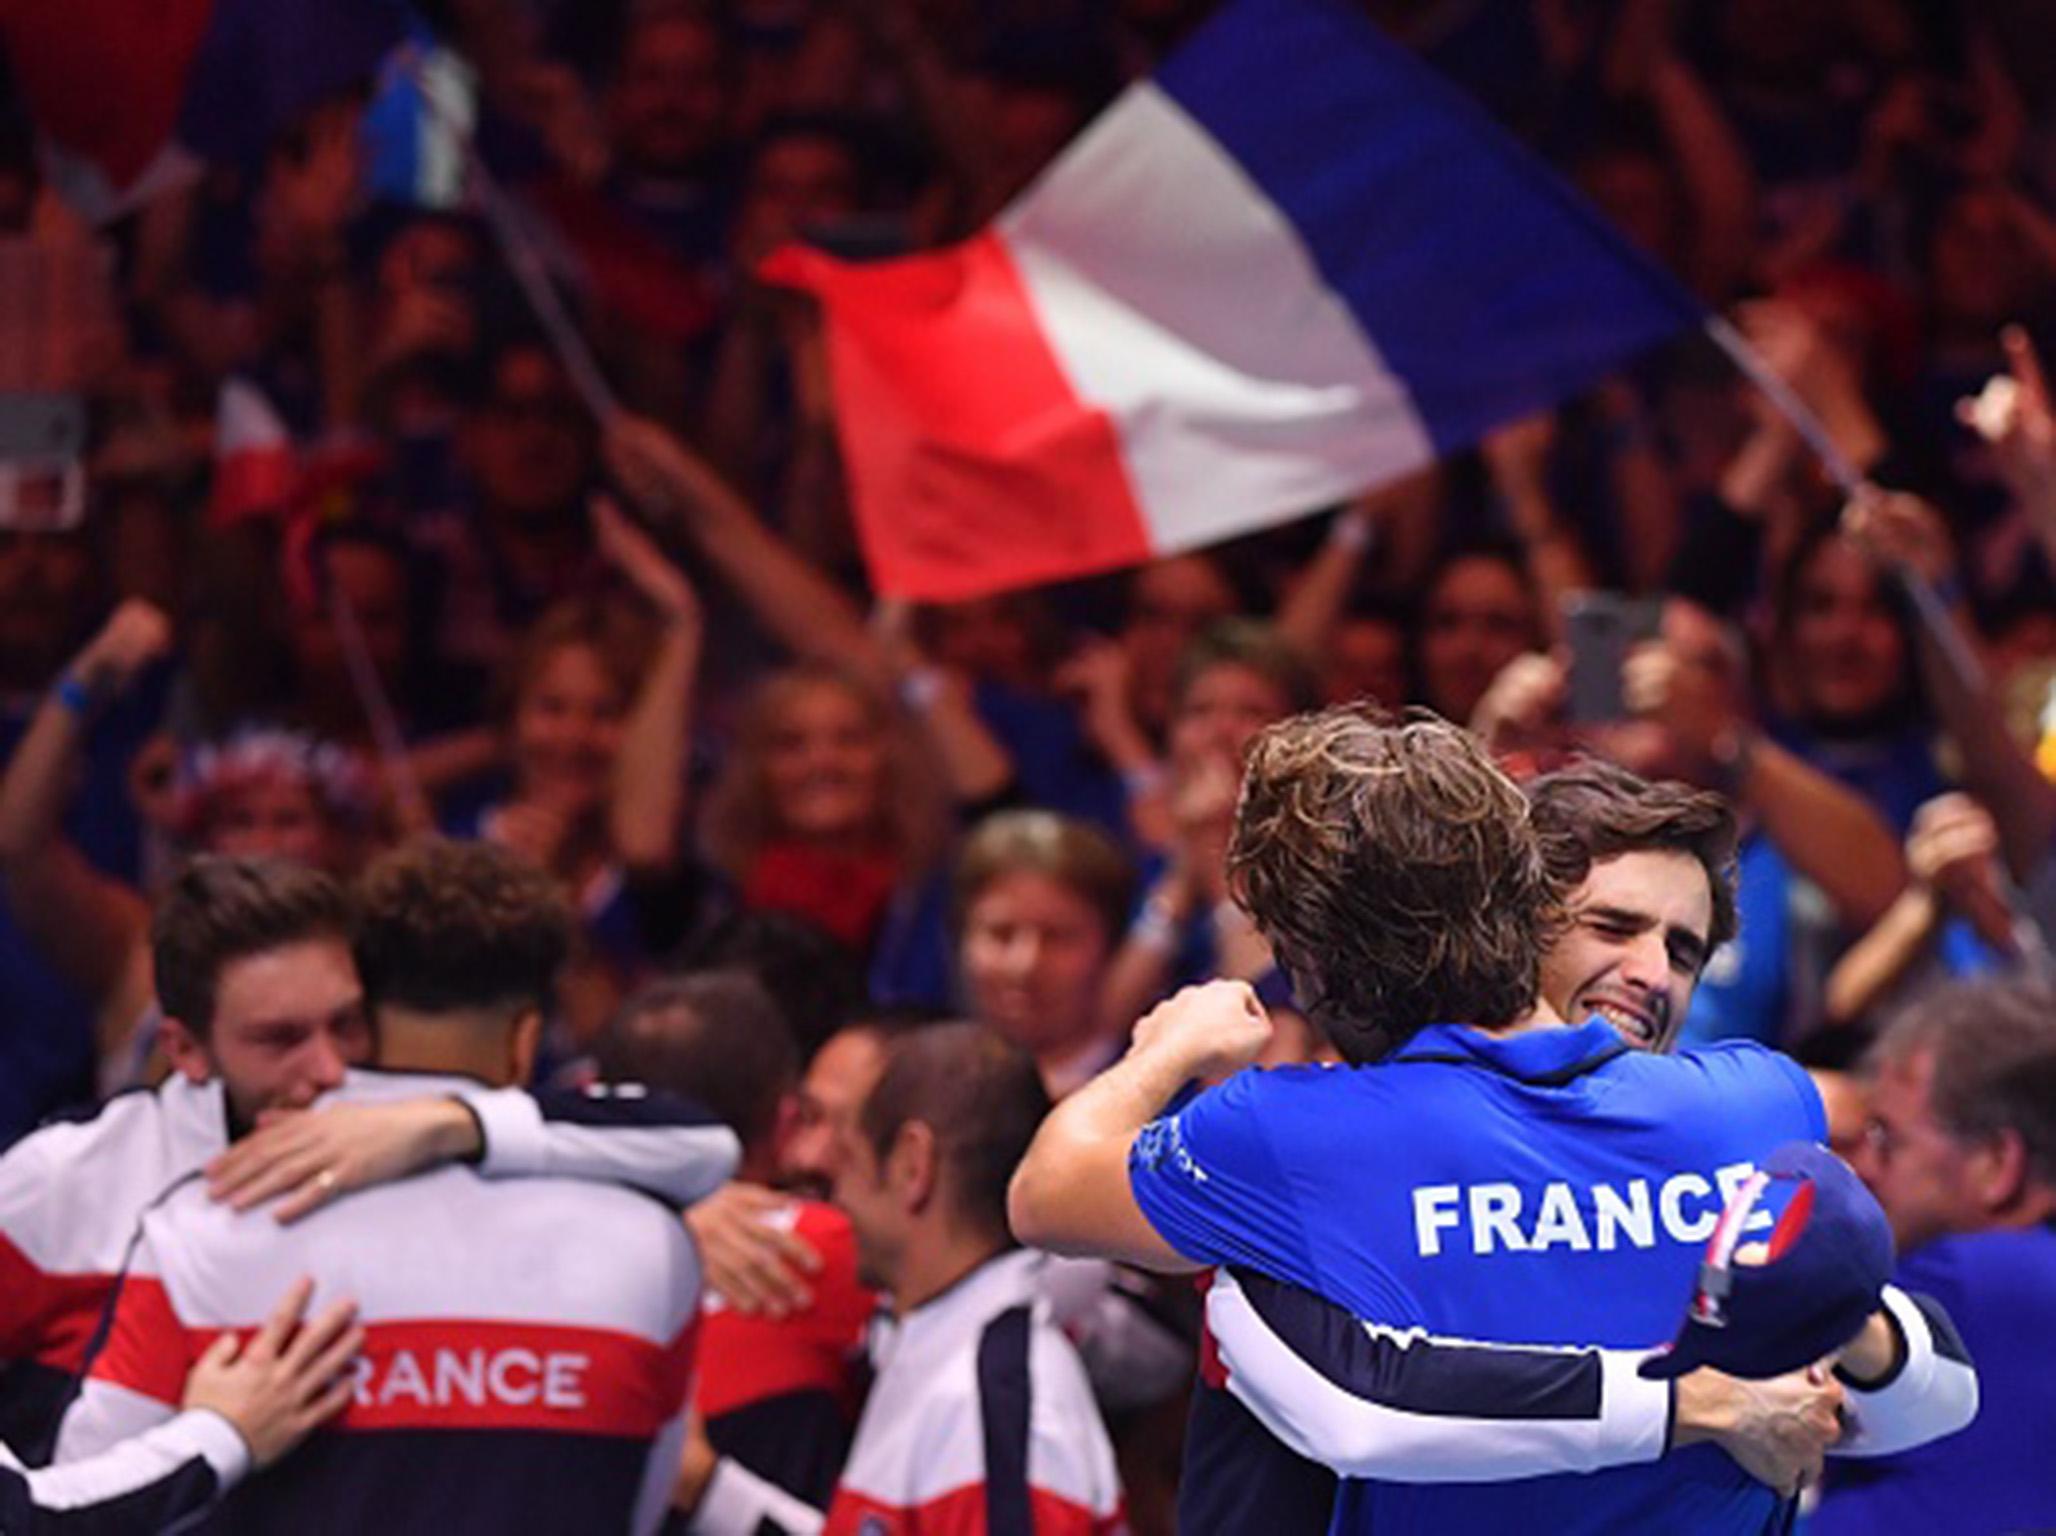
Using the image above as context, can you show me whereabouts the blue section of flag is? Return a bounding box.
[176,0,405,171]
[1154,0,1701,455]
[362,61,427,205]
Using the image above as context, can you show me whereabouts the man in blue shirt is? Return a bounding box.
[1815,977,2055,1534]
[1175,752,1773,1533]
[1011,710,1923,1534]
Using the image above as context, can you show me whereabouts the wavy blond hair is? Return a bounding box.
[701,662,950,882]
[1227,707,1562,1062]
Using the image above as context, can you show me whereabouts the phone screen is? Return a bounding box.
[1562,592,1660,724]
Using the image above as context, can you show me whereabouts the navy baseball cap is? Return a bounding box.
[1640,1142,1894,1381]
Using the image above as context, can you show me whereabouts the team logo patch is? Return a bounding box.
[1132,1116,1208,1184]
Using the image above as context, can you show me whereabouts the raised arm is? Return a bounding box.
[0,601,168,1046]
[592,497,705,877]
[204,1082,741,1221]
[1482,412,1595,644]
[1843,485,2056,883]
[603,414,884,682]
[1010,980,1271,1270]
[1825,794,2020,1025]
[604,414,1018,807]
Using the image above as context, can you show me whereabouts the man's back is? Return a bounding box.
[67,1162,699,1534]
[828,1249,1124,1534]
[1813,1224,2055,1535]
[1129,1021,1825,1533]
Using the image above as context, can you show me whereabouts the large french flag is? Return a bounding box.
[0,0,401,222]
[768,0,1702,602]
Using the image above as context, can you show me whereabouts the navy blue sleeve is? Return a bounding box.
[524,1084,725,1128]
[0,1415,241,1534]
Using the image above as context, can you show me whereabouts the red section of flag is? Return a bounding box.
[207,378,297,528]
[0,0,215,190]
[763,237,1152,602]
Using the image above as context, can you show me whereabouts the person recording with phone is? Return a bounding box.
[1470,593,1907,1048]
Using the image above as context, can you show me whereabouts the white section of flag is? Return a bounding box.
[999,81,1436,554]
[214,378,290,454]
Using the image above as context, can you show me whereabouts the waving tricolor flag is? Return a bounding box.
[208,377,296,527]
[768,0,1702,601]
[0,0,401,222]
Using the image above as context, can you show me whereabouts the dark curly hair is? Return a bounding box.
[353,838,572,1016]
[1227,708,1561,1062]
[1528,758,1739,954]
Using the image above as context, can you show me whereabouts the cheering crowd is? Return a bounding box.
[2,0,2055,1531]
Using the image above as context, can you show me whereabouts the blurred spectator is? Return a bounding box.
[1765,521,1942,831]
[953,810,1133,1098]
[454,503,705,1043]
[1102,621,1316,1031]
[434,338,600,676]
[1820,977,2056,1533]
[701,662,948,959]
[1410,543,1545,726]
[676,1024,1124,1535]
[603,4,733,258]
[0,599,380,1089]
[600,972,873,1513]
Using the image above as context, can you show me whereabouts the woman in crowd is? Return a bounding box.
[1100,620,1324,1048]
[450,499,705,1046]
[701,662,949,966]
[952,809,1132,1100]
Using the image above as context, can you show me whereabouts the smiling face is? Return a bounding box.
[762,679,888,846]
[1785,536,1907,728]
[512,641,625,818]
[1539,848,1715,1052]
[1417,556,1538,724]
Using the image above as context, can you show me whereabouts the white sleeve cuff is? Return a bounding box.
[456,1088,547,1179]
[1835,1285,1979,1458]
[1206,1269,1672,1483]
[691,1457,825,1536]
[1598,1349,1673,1468]
[156,1409,254,1490]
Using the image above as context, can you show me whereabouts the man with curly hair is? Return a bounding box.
[60,841,730,1533]
[1013,709,1974,1535]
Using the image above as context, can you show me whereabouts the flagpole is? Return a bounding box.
[394,46,623,424]
[1703,313,2056,967]
[1700,314,1985,696]
[327,579,434,834]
